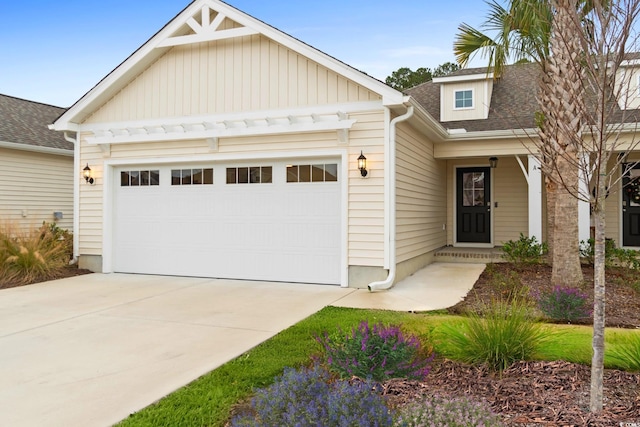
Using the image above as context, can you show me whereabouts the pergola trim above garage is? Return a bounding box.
[84,110,357,148]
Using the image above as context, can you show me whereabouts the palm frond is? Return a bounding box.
[454,23,498,68]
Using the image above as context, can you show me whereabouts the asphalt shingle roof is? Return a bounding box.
[408,61,640,133]
[407,63,540,132]
[0,94,72,151]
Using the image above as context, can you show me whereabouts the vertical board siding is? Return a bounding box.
[0,147,74,233]
[395,123,447,263]
[85,35,381,124]
[78,111,387,268]
[440,80,489,122]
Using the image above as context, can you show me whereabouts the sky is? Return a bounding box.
[0,0,489,107]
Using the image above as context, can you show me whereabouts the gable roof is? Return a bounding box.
[407,63,540,133]
[0,94,72,152]
[52,0,404,130]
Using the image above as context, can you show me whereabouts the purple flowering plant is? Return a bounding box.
[534,286,591,323]
[229,365,393,427]
[316,321,433,382]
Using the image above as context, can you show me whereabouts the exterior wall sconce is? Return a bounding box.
[489,157,499,169]
[358,151,368,177]
[83,163,95,184]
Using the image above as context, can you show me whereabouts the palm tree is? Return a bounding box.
[454,0,551,77]
[453,0,584,287]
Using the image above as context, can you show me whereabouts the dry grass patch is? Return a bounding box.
[0,221,71,287]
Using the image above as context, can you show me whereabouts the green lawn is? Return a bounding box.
[116,306,638,427]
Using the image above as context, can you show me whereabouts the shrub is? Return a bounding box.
[394,394,502,427]
[579,238,618,266]
[0,222,70,286]
[438,298,547,371]
[230,365,393,427]
[580,238,640,269]
[614,247,640,270]
[501,233,547,264]
[316,321,433,382]
[534,286,591,323]
[608,333,640,372]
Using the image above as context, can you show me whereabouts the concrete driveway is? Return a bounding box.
[0,263,484,427]
[0,273,353,427]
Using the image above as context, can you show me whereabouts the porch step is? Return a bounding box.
[434,247,506,264]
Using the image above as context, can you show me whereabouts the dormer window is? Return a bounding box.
[455,89,474,109]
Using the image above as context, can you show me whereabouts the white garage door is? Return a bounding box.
[112,160,341,285]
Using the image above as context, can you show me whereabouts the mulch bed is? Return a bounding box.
[383,359,640,426]
[381,262,640,426]
[0,265,93,290]
[448,263,640,329]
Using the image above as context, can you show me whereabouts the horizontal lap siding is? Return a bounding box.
[347,112,385,267]
[395,123,446,263]
[0,148,74,232]
[85,35,380,123]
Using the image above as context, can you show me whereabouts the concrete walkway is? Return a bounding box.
[333,263,486,312]
[0,262,484,427]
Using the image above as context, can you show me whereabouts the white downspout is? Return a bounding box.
[64,131,80,265]
[368,105,414,292]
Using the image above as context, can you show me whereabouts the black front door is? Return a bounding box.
[623,163,640,247]
[457,167,491,243]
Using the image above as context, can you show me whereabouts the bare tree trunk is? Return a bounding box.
[591,194,606,412]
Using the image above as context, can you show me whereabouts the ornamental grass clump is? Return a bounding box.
[535,286,591,323]
[316,321,433,382]
[608,333,640,372]
[439,298,547,372]
[394,394,502,427]
[0,221,70,287]
[229,365,393,427]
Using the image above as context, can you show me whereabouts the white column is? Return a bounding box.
[528,155,543,242]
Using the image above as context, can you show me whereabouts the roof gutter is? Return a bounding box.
[63,131,80,265]
[0,140,73,157]
[368,103,414,292]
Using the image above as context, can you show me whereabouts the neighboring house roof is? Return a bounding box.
[408,61,640,134]
[0,94,72,152]
[407,63,540,133]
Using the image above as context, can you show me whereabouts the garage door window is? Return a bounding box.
[171,168,214,185]
[226,166,273,184]
[287,164,338,183]
[121,170,160,186]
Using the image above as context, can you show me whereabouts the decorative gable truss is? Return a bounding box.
[157,4,258,48]
[83,110,356,155]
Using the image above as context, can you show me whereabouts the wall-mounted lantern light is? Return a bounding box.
[83,163,95,184]
[489,157,499,169]
[358,151,368,177]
